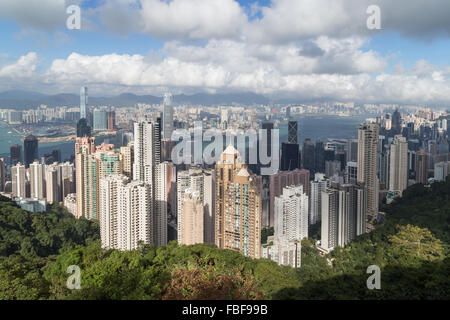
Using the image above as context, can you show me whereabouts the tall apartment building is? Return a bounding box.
[274,185,309,241]
[11,163,26,199]
[0,158,5,192]
[357,123,379,225]
[133,121,161,183]
[75,137,96,219]
[45,165,59,204]
[310,173,330,225]
[320,183,367,252]
[178,189,204,245]
[269,169,310,227]
[215,146,261,259]
[30,161,46,200]
[177,167,214,244]
[415,149,429,184]
[100,175,152,251]
[120,143,134,178]
[434,161,450,181]
[389,135,408,195]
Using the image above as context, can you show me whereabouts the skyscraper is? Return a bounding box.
[133,121,161,183]
[80,86,88,120]
[302,139,315,173]
[214,146,261,258]
[310,173,330,225]
[389,135,408,195]
[391,109,401,134]
[177,168,214,244]
[288,120,298,144]
[162,93,174,140]
[100,175,152,251]
[75,137,96,219]
[10,144,22,166]
[0,158,5,192]
[77,118,91,138]
[11,163,26,199]
[45,165,59,204]
[24,134,38,168]
[281,120,300,171]
[357,123,379,224]
[274,185,309,241]
[30,161,45,200]
[320,183,367,252]
[178,189,204,245]
[415,149,429,184]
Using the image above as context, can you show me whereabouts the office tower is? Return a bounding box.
[162,93,174,140]
[434,161,450,181]
[310,173,330,225]
[75,137,96,219]
[281,143,300,171]
[11,163,26,198]
[415,149,429,184]
[177,168,215,244]
[10,144,22,166]
[214,146,261,258]
[178,189,204,245]
[391,109,401,134]
[107,110,116,131]
[288,121,298,144]
[315,140,325,173]
[30,161,46,200]
[93,109,108,131]
[389,135,408,195]
[45,165,59,204]
[77,118,91,138]
[24,134,38,168]
[346,161,358,183]
[120,143,134,178]
[347,139,359,163]
[357,123,379,223]
[0,158,5,192]
[274,185,309,241]
[133,121,161,183]
[100,175,152,251]
[269,169,310,227]
[80,86,88,120]
[320,183,367,252]
[302,139,315,173]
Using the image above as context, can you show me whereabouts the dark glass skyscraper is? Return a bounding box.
[302,139,315,173]
[77,118,91,138]
[23,134,38,168]
[281,143,300,171]
[10,144,22,166]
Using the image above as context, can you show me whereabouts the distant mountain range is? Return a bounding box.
[0,90,272,109]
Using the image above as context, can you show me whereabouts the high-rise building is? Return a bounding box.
[133,121,161,183]
[314,140,325,173]
[288,121,298,144]
[107,109,116,131]
[93,109,108,131]
[320,183,367,252]
[280,143,300,171]
[274,185,309,241]
[24,134,38,168]
[11,163,26,199]
[389,135,408,195]
[0,158,5,192]
[75,137,96,219]
[178,189,204,245]
[100,175,152,251]
[215,146,261,259]
[261,235,301,268]
[80,86,88,120]
[10,144,22,166]
[77,118,91,138]
[302,139,315,173]
[162,93,174,140]
[120,143,134,178]
[45,165,59,204]
[434,161,450,181]
[310,173,330,225]
[269,169,310,227]
[415,149,429,184]
[177,168,215,244]
[391,109,401,134]
[30,161,46,200]
[357,123,379,224]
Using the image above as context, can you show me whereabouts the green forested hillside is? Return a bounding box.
[0,179,449,300]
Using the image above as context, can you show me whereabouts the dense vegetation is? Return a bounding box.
[0,178,449,300]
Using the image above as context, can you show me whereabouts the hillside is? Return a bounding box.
[0,179,449,300]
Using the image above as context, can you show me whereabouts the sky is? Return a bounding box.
[0,0,450,105]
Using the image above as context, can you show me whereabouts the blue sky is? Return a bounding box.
[0,0,449,105]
